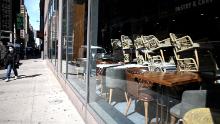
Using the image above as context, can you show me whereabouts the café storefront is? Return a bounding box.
[44,0,220,123]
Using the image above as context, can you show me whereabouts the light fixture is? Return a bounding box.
[200,13,204,16]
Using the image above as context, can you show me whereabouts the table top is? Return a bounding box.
[96,63,122,68]
[127,68,201,87]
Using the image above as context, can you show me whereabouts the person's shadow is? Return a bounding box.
[18,74,42,79]
[0,74,42,80]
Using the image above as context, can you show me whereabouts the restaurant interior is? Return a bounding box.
[88,0,220,123]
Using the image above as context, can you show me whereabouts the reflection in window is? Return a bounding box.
[61,0,88,99]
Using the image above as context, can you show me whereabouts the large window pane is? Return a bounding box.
[48,0,58,67]
[61,0,88,99]
[61,0,67,75]
[88,0,220,124]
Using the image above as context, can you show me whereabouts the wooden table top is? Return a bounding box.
[127,68,201,87]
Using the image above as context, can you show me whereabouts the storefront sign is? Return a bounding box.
[16,13,24,29]
[175,0,214,12]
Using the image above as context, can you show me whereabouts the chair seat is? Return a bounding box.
[170,103,181,118]
[170,102,207,119]
[138,92,154,102]
[183,108,214,124]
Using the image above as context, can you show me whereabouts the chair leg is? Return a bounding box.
[100,78,103,95]
[124,98,132,116]
[156,103,159,124]
[124,92,128,103]
[109,89,113,104]
[160,49,165,62]
[144,102,149,124]
[194,49,199,67]
[170,115,177,124]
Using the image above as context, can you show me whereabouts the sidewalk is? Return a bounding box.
[0,59,85,124]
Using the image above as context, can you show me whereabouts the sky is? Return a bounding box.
[24,0,40,30]
[24,0,40,45]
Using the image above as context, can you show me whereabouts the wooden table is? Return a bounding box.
[127,68,201,87]
[126,68,202,124]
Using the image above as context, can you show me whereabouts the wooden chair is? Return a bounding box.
[111,39,122,49]
[141,35,155,61]
[125,67,158,124]
[142,35,172,62]
[134,36,146,65]
[105,67,128,104]
[121,35,134,63]
[141,35,176,72]
[110,38,124,62]
[169,33,199,72]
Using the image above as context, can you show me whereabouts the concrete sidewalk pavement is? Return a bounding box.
[0,59,85,124]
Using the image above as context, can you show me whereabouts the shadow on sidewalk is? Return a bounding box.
[0,74,42,80]
[18,74,42,79]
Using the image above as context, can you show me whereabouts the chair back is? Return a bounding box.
[134,36,144,50]
[180,90,207,117]
[121,35,134,63]
[169,33,195,53]
[106,67,126,90]
[111,39,122,49]
[170,33,199,72]
[121,35,133,50]
[111,39,124,62]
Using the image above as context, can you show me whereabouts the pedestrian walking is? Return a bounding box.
[4,46,20,82]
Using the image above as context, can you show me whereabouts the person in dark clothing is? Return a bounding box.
[4,46,20,82]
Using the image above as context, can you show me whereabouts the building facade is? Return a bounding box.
[42,0,220,124]
[0,0,35,60]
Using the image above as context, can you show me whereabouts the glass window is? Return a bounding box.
[61,0,88,99]
[61,0,67,75]
[48,0,58,67]
[88,0,220,124]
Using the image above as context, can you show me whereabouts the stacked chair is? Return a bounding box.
[169,33,200,72]
[121,35,134,63]
[141,35,158,61]
[133,36,146,65]
[141,35,176,72]
[111,39,124,62]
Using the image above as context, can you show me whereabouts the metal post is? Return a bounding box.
[86,0,92,103]
[65,0,69,79]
